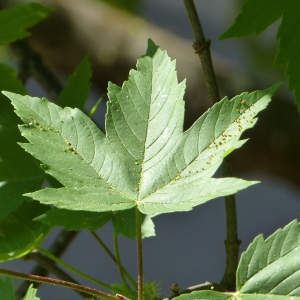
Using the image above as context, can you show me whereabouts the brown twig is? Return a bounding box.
[0,267,118,300]
[183,0,240,291]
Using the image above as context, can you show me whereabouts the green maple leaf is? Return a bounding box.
[4,40,279,216]
[22,285,40,300]
[0,3,52,45]
[57,55,92,110]
[0,64,45,218]
[0,277,14,300]
[175,220,300,300]
[220,0,300,112]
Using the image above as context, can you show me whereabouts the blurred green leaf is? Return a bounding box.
[0,277,14,300]
[58,55,92,110]
[220,0,300,112]
[0,2,53,45]
[22,284,40,300]
[0,201,50,262]
[0,64,44,218]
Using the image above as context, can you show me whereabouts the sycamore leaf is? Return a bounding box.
[4,40,280,216]
[0,64,44,218]
[175,220,300,299]
[57,55,92,110]
[0,3,52,45]
[0,277,14,300]
[0,201,50,262]
[22,285,40,300]
[236,219,300,298]
[219,0,300,111]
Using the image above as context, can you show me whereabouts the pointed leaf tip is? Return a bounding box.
[5,43,278,216]
[146,38,160,57]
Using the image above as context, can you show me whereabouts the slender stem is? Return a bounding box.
[0,268,118,300]
[114,231,129,288]
[183,0,220,105]
[26,251,90,298]
[16,230,78,298]
[183,0,240,291]
[136,207,144,300]
[91,231,137,289]
[220,159,241,290]
[37,247,115,292]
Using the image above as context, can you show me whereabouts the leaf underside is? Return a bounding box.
[4,39,280,216]
[0,201,50,262]
[0,64,45,218]
[0,277,14,300]
[175,220,300,299]
[220,0,300,112]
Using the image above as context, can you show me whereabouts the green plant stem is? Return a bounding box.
[16,230,78,298]
[136,207,144,300]
[0,267,118,300]
[37,247,116,292]
[183,0,240,291]
[26,251,90,298]
[90,231,137,289]
[114,231,129,288]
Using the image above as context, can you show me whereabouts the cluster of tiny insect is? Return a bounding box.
[63,140,77,154]
[27,116,78,154]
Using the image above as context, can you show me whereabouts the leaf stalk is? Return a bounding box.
[90,231,137,288]
[136,207,144,300]
[114,231,130,288]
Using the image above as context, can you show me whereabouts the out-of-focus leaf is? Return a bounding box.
[0,201,50,262]
[0,3,52,45]
[22,284,40,300]
[0,64,44,218]
[220,0,300,112]
[58,55,92,110]
[0,276,14,300]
